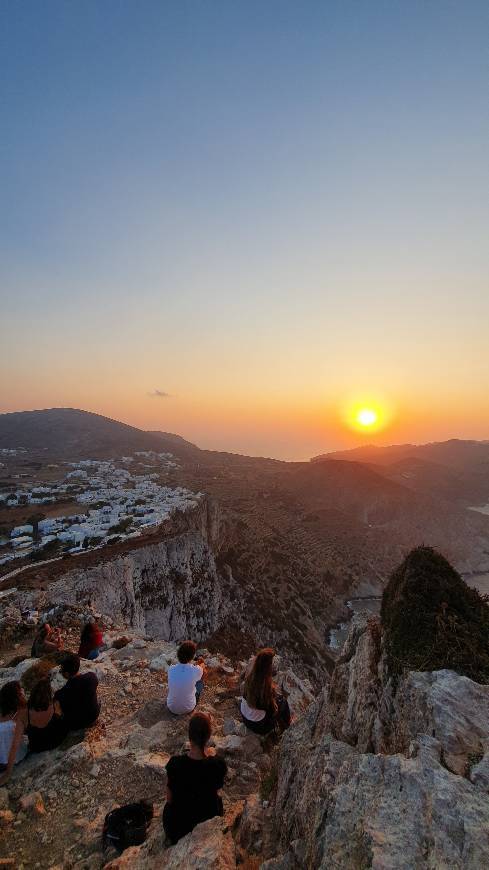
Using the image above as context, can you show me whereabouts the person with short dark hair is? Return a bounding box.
[0,681,28,784]
[163,712,227,844]
[78,621,106,660]
[54,653,100,730]
[240,648,291,735]
[166,641,205,716]
[26,678,68,753]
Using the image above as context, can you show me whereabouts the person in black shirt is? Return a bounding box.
[27,678,68,753]
[163,712,227,844]
[54,653,100,730]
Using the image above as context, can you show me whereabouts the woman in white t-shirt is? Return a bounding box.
[0,681,28,785]
[167,641,205,716]
[240,648,291,736]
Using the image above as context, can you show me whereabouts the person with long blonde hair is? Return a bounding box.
[240,648,291,735]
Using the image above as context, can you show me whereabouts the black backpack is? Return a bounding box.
[103,801,154,853]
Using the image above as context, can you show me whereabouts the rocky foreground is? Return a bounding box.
[2,605,489,868]
[267,612,489,869]
[0,610,313,870]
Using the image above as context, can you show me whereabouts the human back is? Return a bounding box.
[163,712,226,844]
[166,641,204,715]
[240,648,291,736]
[27,678,67,753]
[55,653,100,730]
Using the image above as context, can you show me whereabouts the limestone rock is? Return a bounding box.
[236,794,264,854]
[384,669,489,774]
[104,817,236,869]
[269,615,489,868]
[328,612,382,751]
[215,735,244,755]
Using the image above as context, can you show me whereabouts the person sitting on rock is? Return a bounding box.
[240,647,291,736]
[0,681,28,784]
[31,623,63,658]
[163,711,227,844]
[166,641,205,716]
[26,678,68,753]
[78,620,106,660]
[54,653,100,731]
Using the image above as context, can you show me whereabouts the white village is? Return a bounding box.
[0,451,201,567]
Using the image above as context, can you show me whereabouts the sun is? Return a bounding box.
[340,398,390,434]
[356,407,378,428]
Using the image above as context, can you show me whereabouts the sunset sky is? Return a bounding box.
[2,1,488,459]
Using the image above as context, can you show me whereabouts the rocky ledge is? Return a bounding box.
[266,611,489,869]
[0,612,314,869]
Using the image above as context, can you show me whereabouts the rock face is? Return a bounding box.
[269,612,489,869]
[105,816,236,869]
[8,500,230,644]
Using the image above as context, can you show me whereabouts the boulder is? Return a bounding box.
[384,669,489,773]
[104,816,236,869]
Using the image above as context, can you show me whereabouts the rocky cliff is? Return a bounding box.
[2,495,334,682]
[267,611,489,869]
[3,499,228,645]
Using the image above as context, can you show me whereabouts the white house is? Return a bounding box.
[11,525,34,538]
[11,535,33,548]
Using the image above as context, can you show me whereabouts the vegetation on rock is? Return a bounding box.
[381,546,489,682]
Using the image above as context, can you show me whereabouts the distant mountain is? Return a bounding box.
[0,408,200,460]
[311,439,489,507]
[312,439,489,471]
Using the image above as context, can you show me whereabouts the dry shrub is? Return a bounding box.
[381,546,489,683]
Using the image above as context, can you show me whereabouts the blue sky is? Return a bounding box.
[1,1,488,458]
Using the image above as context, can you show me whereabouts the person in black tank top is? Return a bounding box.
[163,712,227,844]
[26,679,68,753]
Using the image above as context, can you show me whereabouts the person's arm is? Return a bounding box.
[43,639,59,653]
[195,657,206,675]
[195,662,204,679]
[0,718,25,785]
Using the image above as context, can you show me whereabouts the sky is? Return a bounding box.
[1,1,488,460]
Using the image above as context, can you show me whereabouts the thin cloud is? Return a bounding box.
[147,389,172,398]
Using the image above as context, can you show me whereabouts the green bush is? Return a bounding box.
[381,547,489,683]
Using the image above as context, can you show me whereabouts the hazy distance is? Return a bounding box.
[1,2,488,459]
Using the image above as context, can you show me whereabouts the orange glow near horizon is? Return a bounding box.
[340,397,393,437]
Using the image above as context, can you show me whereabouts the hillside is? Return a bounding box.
[312,439,489,507]
[0,409,199,461]
[2,408,489,614]
[312,438,489,471]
